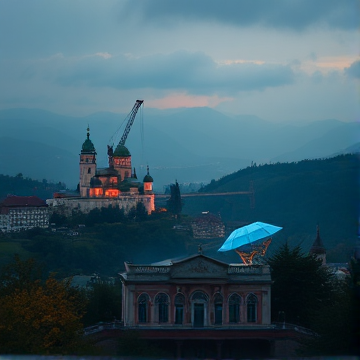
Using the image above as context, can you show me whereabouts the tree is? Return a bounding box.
[83,280,122,326]
[267,243,333,328]
[167,180,182,217]
[0,256,87,354]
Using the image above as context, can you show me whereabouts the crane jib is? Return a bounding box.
[118,100,144,146]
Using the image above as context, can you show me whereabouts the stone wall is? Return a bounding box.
[46,194,155,216]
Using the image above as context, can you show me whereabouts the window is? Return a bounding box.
[174,293,185,324]
[214,293,223,325]
[229,293,241,323]
[138,293,149,323]
[246,293,258,323]
[155,293,169,323]
[88,168,91,174]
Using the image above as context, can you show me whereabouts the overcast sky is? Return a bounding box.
[0,0,359,122]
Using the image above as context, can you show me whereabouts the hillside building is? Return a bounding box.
[191,212,225,239]
[0,195,49,232]
[47,125,155,216]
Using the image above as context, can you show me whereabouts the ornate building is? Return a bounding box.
[118,253,284,358]
[47,126,155,216]
[120,254,271,328]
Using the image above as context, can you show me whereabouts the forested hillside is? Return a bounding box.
[0,174,65,200]
[183,154,359,262]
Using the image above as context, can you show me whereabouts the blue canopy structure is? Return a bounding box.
[218,221,282,252]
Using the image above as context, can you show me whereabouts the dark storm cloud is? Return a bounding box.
[54,51,294,94]
[345,60,360,79]
[122,0,359,31]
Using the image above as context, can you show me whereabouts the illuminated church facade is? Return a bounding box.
[47,127,155,216]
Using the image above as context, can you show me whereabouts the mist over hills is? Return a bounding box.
[0,107,358,190]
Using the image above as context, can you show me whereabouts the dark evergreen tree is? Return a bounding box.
[267,242,333,328]
[167,180,182,217]
[83,280,122,326]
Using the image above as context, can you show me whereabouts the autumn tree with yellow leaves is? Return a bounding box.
[0,256,88,354]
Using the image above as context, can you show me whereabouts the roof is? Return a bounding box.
[81,138,96,153]
[1,195,47,208]
[143,174,153,182]
[113,144,131,157]
[193,213,223,224]
[143,165,153,182]
[81,127,96,153]
[96,167,119,176]
[119,253,271,283]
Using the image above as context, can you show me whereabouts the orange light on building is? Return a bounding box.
[89,188,103,197]
[105,189,120,197]
[144,183,152,191]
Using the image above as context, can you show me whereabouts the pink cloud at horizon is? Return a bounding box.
[146,93,233,109]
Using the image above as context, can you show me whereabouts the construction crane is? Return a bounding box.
[107,100,144,165]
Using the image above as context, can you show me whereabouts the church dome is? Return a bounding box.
[143,174,153,182]
[113,144,131,157]
[143,166,153,182]
[90,177,102,188]
[82,138,95,152]
[81,127,96,153]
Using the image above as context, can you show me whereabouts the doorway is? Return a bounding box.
[194,303,204,327]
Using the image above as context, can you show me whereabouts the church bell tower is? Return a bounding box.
[79,127,97,197]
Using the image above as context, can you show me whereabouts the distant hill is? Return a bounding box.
[0,174,65,200]
[182,154,359,263]
[0,107,359,189]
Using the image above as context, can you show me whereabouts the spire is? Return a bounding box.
[133,167,137,179]
[87,125,90,140]
[147,165,150,175]
[310,224,326,255]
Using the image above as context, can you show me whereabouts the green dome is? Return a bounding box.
[143,166,153,182]
[113,144,131,157]
[81,127,96,153]
[82,138,95,152]
[143,174,153,182]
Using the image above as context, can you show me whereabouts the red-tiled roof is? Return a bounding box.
[1,195,47,207]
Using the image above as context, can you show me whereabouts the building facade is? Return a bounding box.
[116,254,304,358]
[0,195,49,232]
[120,254,271,328]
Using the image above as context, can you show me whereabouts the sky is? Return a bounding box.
[0,0,359,122]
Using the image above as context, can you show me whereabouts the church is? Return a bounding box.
[47,101,155,216]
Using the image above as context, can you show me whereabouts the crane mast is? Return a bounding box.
[107,100,144,167]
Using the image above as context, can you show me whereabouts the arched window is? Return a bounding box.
[191,291,208,302]
[246,293,258,323]
[138,293,150,323]
[174,293,185,325]
[214,293,223,325]
[229,293,241,323]
[155,293,169,323]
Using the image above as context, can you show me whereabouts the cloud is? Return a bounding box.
[345,60,360,79]
[51,51,294,95]
[121,0,359,31]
